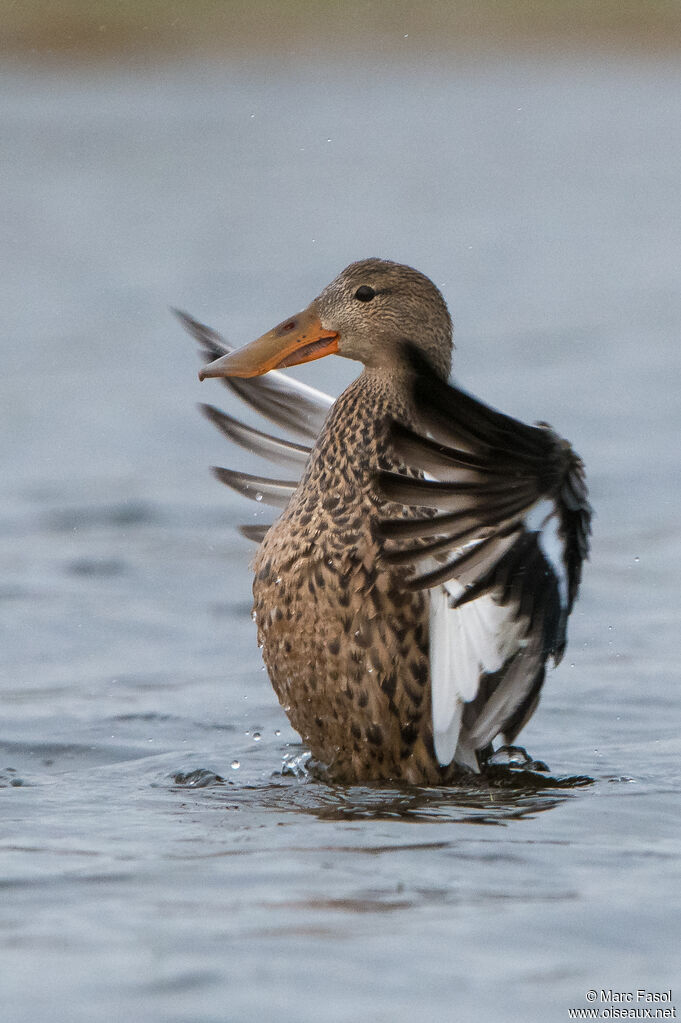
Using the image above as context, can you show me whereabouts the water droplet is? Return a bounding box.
[255,492,263,502]
[252,732,261,741]
[251,610,257,623]
[275,576,282,585]
[274,729,281,737]
[231,760,240,770]
[634,556,640,563]
[281,750,312,778]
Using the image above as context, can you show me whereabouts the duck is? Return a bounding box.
[177,258,591,785]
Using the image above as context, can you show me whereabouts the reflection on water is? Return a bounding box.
[263,774,589,825]
[165,736,594,824]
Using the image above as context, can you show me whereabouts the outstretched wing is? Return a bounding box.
[377,349,591,769]
[175,310,334,533]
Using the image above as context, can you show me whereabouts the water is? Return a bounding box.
[2,53,681,1022]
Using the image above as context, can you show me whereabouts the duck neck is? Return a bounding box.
[290,368,411,502]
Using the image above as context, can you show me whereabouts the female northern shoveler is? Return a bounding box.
[178,259,591,784]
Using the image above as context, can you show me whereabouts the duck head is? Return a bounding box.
[199,258,453,383]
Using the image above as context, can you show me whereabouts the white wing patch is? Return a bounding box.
[429,585,464,767]
[428,496,570,769]
[429,583,522,768]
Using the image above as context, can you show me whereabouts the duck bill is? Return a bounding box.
[198,305,339,380]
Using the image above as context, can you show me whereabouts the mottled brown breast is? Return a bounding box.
[251,370,452,784]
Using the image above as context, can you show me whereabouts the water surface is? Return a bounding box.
[1,54,680,1022]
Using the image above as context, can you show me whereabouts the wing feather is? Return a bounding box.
[377,346,592,770]
[199,403,311,471]
[211,467,297,508]
[238,524,272,544]
[176,308,334,530]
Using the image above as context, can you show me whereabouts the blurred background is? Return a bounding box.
[2,4,680,1023]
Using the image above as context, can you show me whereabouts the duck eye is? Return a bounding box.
[354,285,375,302]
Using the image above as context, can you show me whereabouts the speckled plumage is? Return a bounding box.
[186,257,591,785]
[252,369,450,784]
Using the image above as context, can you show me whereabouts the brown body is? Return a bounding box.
[253,370,450,783]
